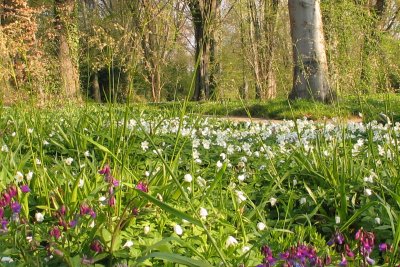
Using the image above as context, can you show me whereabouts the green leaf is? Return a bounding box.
[136,189,202,227]
[135,252,212,267]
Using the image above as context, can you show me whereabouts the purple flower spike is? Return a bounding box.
[345,244,354,258]
[11,201,21,214]
[20,185,30,193]
[8,185,18,198]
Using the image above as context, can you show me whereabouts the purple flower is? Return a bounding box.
[136,181,148,193]
[339,254,348,266]
[80,203,91,216]
[379,243,388,252]
[11,201,21,214]
[345,244,354,258]
[1,218,8,230]
[132,207,139,216]
[69,219,77,228]
[108,196,115,207]
[98,165,111,176]
[334,232,345,245]
[112,178,119,187]
[59,205,66,216]
[90,240,103,253]
[366,256,375,265]
[8,185,17,198]
[50,226,61,239]
[20,185,30,193]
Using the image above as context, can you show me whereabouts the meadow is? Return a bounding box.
[0,103,400,266]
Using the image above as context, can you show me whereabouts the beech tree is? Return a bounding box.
[288,0,334,102]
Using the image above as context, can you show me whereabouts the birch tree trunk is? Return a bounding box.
[288,0,334,102]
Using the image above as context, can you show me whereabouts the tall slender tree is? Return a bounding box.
[288,0,334,102]
[188,0,221,101]
[246,0,278,100]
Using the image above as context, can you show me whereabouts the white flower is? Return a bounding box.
[364,188,372,196]
[35,158,41,165]
[375,217,381,224]
[65,157,74,165]
[216,160,223,169]
[269,197,277,206]
[238,174,246,182]
[1,145,8,152]
[123,240,134,248]
[242,246,251,253]
[335,216,341,224]
[144,225,150,234]
[145,171,150,177]
[199,207,208,219]
[89,220,95,228]
[35,212,44,222]
[26,171,33,181]
[257,222,266,231]
[84,151,90,157]
[220,153,226,160]
[78,179,84,188]
[300,197,307,205]
[184,174,193,183]
[1,257,14,263]
[226,236,238,247]
[99,196,106,202]
[141,141,149,151]
[15,171,24,183]
[293,179,298,186]
[11,132,16,137]
[27,128,33,134]
[174,224,183,236]
[43,140,49,146]
[235,190,247,203]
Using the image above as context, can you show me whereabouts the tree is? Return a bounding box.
[188,0,221,101]
[55,0,81,101]
[288,0,334,102]
[245,0,278,100]
[131,0,175,102]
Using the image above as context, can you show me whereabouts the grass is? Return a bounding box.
[148,93,400,122]
[1,97,400,266]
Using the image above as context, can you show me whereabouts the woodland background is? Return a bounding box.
[0,0,399,105]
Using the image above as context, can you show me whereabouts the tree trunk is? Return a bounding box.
[92,72,101,102]
[55,0,81,101]
[288,0,334,102]
[190,0,220,101]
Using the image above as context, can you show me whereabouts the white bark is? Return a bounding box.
[288,0,334,102]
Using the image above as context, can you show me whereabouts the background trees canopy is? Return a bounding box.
[1,0,399,104]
